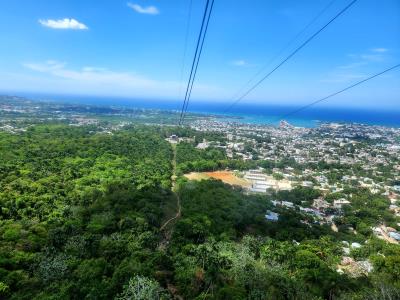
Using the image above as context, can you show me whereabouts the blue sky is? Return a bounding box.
[0,0,399,110]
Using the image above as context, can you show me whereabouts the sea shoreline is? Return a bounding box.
[3,92,400,128]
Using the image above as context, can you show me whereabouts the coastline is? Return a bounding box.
[2,93,400,128]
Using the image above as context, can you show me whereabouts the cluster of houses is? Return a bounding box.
[265,198,325,223]
[171,121,399,202]
[178,120,400,246]
[261,187,400,243]
[242,169,293,193]
[265,195,400,245]
[0,124,26,134]
[165,134,195,144]
[191,120,400,196]
[69,116,99,126]
[373,225,400,243]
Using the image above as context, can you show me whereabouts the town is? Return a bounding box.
[182,119,400,245]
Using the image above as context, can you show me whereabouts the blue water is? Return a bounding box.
[9,92,400,128]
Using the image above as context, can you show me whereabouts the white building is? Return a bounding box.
[333,199,351,209]
[265,211,279,221]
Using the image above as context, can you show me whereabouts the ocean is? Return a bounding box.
[14,93,400,128]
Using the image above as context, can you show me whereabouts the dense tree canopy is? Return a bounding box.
[0,124,399,299]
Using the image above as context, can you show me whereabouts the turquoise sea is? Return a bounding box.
[14,93,400,128]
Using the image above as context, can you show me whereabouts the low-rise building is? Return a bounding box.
[265,211,279,221]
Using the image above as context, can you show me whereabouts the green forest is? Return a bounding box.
[0,124,399,299]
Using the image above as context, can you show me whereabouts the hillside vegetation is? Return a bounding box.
[0,124,399,299]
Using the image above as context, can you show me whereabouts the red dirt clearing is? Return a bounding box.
[205,171,251,188]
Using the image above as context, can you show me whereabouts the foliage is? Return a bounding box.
[116,275,168,300]
[0,124,399,299]
[276,186,322,206]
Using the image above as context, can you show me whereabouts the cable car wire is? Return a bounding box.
[228,0,338,102]
[178,0,194,99]
[276,64,400,122]
[181,0,215,124]
[179,0,215,125]
[223,0,359,113]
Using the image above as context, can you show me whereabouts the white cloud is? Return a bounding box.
[345,48,389,63]
[127,3,159,15]
[231,60,257,67]
[353,48,389,63]
[337,61,367,70]
[360,54,385,62]
[24,61,157,87]
[320,72,367,83]
[327,47,391,81]
[371,48,388,53]
[231,60,247,67]
[39,18,88,30]
[24,60,66,72]
[21,60,220,98]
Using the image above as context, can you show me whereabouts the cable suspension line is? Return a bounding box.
[178,0,194,99]
[228,0,338,103]
[178,0,215,125]
[224,0,359,113]
[276,64,400,121]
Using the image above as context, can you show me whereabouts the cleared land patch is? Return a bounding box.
[184,171,251,188]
